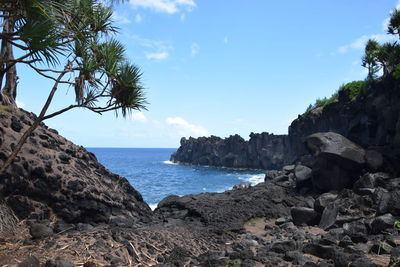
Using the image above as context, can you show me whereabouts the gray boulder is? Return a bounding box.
[291,207,321,226]
[371,213,396,234]
[294,164,312,189]
[29,223,53,239]
[19,256,40,267]
[306,132,366,191]
[318,202,338,230]
[314,192,338,213]
[45,259,74,267]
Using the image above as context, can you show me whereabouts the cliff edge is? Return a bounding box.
[171,78,400,172]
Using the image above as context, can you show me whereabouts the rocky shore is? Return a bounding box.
[0,78,400,266]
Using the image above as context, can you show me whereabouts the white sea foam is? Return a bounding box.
[239,174,265,186]
[162,160,177,165]
[149,203,158,211]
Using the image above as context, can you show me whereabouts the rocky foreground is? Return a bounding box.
[0,107,399,266]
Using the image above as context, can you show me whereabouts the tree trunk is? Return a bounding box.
[0,14,17,106]
[0,72,66,175]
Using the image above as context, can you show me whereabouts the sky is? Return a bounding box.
[14,0,400,148]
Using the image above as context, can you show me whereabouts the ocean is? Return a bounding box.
[87,148,265,210]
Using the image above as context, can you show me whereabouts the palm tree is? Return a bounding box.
[0,0,147,174]
[0,0,128,106]
[388,8,400,38]
[362,39,381,81]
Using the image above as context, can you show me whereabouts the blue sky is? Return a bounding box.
[15,0,400,148]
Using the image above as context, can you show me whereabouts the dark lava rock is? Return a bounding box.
[354,173,377,189]
[390,247,400,267]
[196,252,228,267]
[0,109,152,226]
[314,192,338,213]
[270,240,297,253]
[11,116,23,132]
[306,132,366,192]
[29,223,53,239]
[318,202,338,230]
[156,182,308,233]
[302,243,336,259]
[371,213,396,234]
[294,164,312,188]
[342,220,368,243]
[291,207,321,226]
[44,259,74,267]
[19,256,40,267]
[349,258,381,267]
[54,221,75,233]
[338,235,354,248]
[370,241,393,254]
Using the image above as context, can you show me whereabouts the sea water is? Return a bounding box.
[87,148,265,210]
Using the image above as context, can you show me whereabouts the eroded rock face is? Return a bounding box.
[170,133,289,170]
[0,109,152,226]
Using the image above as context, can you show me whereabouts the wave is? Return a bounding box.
[239,174,265,186]
[149,203,158,211]
[162,160,177,165]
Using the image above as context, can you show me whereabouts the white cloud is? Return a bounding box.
[112,12,131,24]
[145,51,169,60]
[166,117,208,137]
[191,42,199,56]
[131,112,148,122]
[129,0,196,14]
[135,14,143,23]
[16,99,25,108]
[382,17,390,31]
[337,34,396,54]
[129,35,172,60]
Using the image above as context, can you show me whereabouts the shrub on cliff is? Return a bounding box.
[303,81,367,116]
[338,81,367,101]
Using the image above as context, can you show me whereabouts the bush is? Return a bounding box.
[303,92,338,116]
[338,80,367,101]
[303,80,366,116]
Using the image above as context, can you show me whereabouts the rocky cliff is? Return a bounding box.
[171,77,400,171]
[171,133,289,170]
[0,107,152,226]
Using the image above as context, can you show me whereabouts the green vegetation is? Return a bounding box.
[224,259,242,267]
[339,81,367,101]
[303,81,366,115]
[0,0,146,174]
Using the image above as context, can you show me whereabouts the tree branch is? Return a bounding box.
[28,63,75,85]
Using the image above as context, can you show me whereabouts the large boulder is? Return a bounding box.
[290,207,321,226]
[294,164,312,189]
[306,132,366,191]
